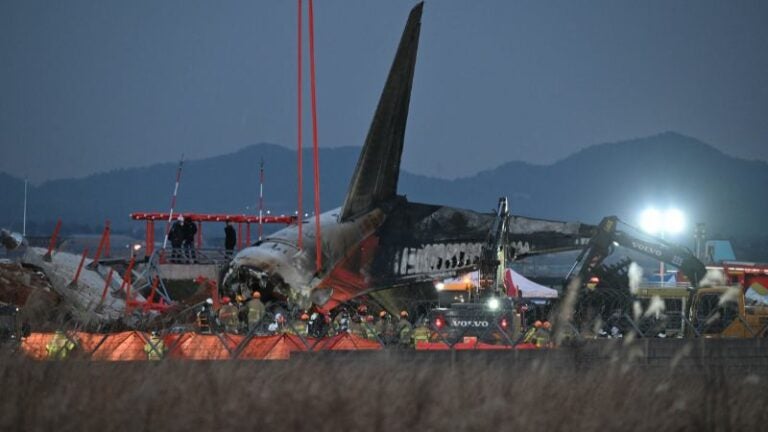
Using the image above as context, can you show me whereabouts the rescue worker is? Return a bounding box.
[182,217,197,263]
[375,310,394,344]
[334,310,351,334]
[197,298,214,334]
[534,320,552,348]
[348,314,366,339]
[396,310,413,347]
[268,313,287,334]
[46,330,76,360]
[236,294,248,332]
[522,320,542,344]
[295,313,310,337]
[169,216,184,263]
[144,331,167,361]
[363,315,378,340]
[412,318,431,347]
[246,291,265,333]
[218,296,240,333]
[224,221,236,258]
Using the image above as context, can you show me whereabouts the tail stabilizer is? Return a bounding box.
[339,2,423,220]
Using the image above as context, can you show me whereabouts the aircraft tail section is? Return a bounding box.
[339,2,423,221]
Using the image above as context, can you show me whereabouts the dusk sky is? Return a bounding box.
[2,0,767,183]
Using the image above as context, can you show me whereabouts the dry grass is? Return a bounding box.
[1,350,766,432]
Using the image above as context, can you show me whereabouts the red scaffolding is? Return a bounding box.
[130,212,298,256]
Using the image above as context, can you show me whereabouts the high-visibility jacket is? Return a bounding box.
[46,333,76,360]
[412,325,430,346]
[534,328,551,347]
[363,323,378,340]
[522,327,537,344]
[144,336,166,360]
[219,304,240,332]
[396,319,413,345]
[246,299,265,327]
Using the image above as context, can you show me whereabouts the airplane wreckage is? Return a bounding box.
[223,3,598,314]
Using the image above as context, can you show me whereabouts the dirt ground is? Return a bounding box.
[0,353,765,432]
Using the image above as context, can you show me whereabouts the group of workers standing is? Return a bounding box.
[196,291,265,335]
[169,216,199,263]
[521,320,553,348]
[169,218,238,263]
[195,298,426,347]
[45,330,168,361]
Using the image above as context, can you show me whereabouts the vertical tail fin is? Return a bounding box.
[339,2,423,221]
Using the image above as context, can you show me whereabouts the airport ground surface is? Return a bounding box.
[2,339,767,431]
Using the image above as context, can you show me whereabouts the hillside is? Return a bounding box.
[1,133,766,244]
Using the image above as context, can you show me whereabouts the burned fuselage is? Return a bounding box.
[224,197,593,312]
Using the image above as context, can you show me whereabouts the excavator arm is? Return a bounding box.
[478,197,509,295]
[566,216,707,287]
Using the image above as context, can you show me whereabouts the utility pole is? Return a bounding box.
[259,158,264,241]
[22,178,28,238]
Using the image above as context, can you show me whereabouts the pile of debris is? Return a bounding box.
[0,262,60,328]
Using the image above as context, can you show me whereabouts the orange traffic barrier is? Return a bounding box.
[315,333,382,351]
[20,332,55,360]
[237,334,309,360]
[90,331,148,361]
[165,333,242,360]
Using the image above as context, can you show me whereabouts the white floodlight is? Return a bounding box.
[487,297,500,311]
[435,282,445,291]
[133,244,142,251]
[664,209,685,234]
[639,208,661,234]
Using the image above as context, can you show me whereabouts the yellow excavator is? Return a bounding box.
[568,216,768,338]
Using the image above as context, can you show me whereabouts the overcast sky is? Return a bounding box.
[2,0,767,183]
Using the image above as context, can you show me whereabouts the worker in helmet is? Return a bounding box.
[357,304,368,317]
[294,312,310,337]
[268,313,287,334]
[522,320,542,344]
[197,298,214,334]
[363,315,378,340]
[144,331,167,361]
[375,310,394,344]
[534,321,552,348]
[246,291,265,333]
[218,296,239,333]
[333,310,351,334]
[412,317,431,348]
[396,310,413,347]
[46,330,76,360]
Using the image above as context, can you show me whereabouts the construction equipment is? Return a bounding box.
[688,286,768,338]
[0,302,26,344]
[427,198,520,344]
[567,216,768,338]
[566,216,706,288]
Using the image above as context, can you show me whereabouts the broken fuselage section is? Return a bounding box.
[224,197,594,313]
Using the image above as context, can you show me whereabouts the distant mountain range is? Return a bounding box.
[2,132,767,254]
